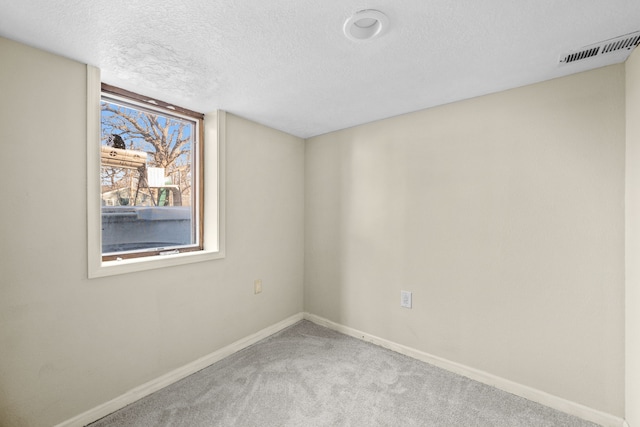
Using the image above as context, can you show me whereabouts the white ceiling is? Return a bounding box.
[1,0,640,138]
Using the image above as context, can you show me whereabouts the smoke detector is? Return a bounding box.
[344,10,389,42]
[560,31,640,65]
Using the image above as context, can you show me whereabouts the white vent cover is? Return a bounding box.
[560,31,640,65]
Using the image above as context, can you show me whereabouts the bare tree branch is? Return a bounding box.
[101,101,194,205]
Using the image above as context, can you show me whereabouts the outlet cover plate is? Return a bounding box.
[401,290,412,308]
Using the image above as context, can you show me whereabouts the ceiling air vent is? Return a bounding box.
[560,31,640,65]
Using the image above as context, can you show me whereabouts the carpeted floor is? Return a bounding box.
[89,320,602,426]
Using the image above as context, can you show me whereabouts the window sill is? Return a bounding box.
[88,248,225,278]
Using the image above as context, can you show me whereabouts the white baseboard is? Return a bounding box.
[55,313,304,427]
[303,312,626,427]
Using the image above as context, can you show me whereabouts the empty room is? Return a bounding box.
[2,1,640,426]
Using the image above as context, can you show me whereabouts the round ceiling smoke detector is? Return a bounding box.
[343,9,389,41]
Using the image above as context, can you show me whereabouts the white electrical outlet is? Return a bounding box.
[254,279,262,294]
[401,290,412,308]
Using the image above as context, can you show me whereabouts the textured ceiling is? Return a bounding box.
[1,0,640,138]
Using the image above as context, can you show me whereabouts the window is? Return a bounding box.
[87,66,225,277]
[100,84,204,261]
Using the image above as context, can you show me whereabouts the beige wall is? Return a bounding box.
[0,37,304,427]
[305,65,626,416]
[626,47,640,427]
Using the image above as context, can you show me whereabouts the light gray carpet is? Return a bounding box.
[89,320,602,426]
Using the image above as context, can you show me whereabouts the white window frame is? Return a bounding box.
[87,66,225,278]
